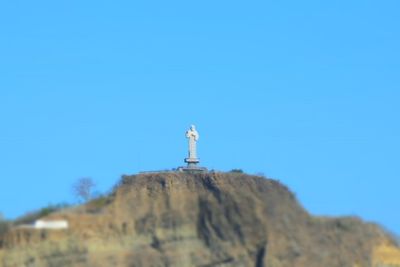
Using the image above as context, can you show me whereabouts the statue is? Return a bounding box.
[178,125,207,172]
[185,125,200,167]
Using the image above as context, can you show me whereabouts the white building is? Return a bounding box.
[34,219,69,230]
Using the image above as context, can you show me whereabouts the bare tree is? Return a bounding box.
[72,177,96,203]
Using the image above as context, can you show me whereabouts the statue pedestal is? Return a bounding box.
[177,166,208,173]
[184,157,203,171]
[185,158,200,164]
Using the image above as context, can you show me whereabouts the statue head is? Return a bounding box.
[190,125,196,131]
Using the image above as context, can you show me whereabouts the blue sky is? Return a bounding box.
[0,1,399,233]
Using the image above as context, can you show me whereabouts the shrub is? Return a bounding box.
[230,169,244,173]
[14,203,70,225]
[0,218,9,237]
[86,195,112,214]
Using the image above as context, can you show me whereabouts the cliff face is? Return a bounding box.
[0,172,399,267]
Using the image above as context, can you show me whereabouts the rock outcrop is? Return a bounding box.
[0,172,399,267]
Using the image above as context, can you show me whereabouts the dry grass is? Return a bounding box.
[373,244,400,266]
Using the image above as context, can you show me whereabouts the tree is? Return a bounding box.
[72,177,96,203]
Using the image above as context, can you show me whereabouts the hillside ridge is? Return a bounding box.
[0,172,399,267]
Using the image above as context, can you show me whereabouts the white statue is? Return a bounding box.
[185,125,200,166]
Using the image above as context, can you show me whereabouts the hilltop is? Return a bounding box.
[0,172,399,267]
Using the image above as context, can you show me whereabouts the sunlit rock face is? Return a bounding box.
[0,172,399,267]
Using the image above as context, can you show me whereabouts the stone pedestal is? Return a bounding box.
[177,166,208,173]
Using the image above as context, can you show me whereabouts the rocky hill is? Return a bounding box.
[0,172,399,267]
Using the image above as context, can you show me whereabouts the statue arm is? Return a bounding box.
[186,130,199,141]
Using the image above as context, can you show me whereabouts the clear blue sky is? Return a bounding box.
[0,1,399,234]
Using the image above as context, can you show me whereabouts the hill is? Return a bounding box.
[0,172,399,267]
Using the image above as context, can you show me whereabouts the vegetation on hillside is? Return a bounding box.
[0,215,9,238]
[13,203,71,225]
